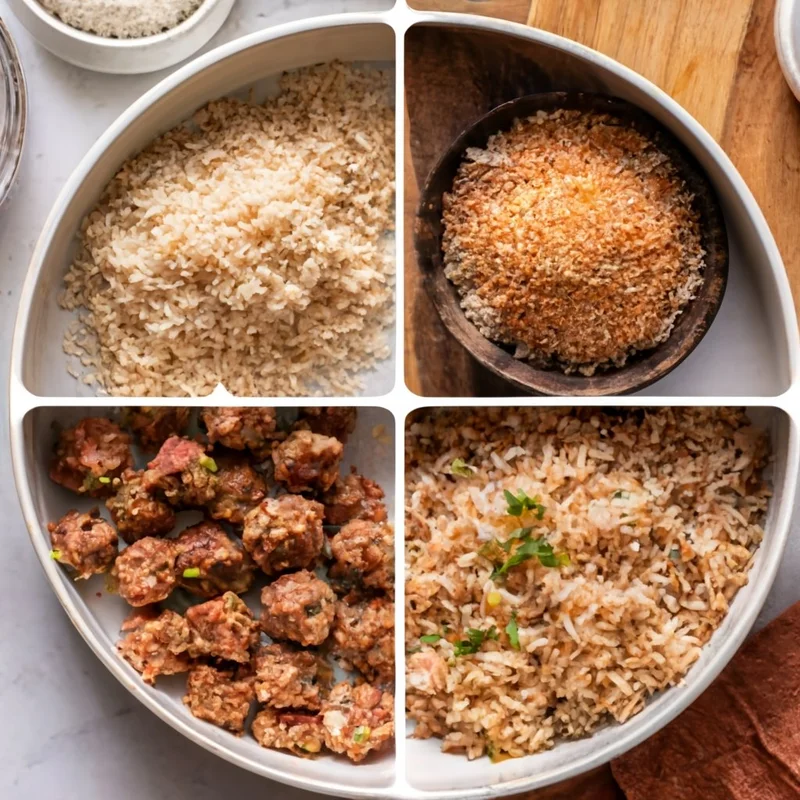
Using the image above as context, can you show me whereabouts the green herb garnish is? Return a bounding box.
[505,611,520,651]
[669,547,680,562]
[498,527,533,552]
[50,549,62,561]
[198,455,218,473]
[420,634,442,644]
[491,536,569,580]
[613,490,630,500]
[182,567,201,578]
[450,458,475,477]
[453,626,498,656]
[98,476,111,484]
[504,489,546,519]
[353,726,371,743]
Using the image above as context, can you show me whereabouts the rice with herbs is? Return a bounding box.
[60,61,395,397]
[405,407,770,759]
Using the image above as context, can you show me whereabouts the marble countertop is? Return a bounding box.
[0,2,389,798]
[0,0,798,798]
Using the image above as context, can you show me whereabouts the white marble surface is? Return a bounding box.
[1,0,800,798]
[0,1,392,798]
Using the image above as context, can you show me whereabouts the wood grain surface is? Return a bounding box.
[405,0,800,396]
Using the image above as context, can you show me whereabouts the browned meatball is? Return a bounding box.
[117,607,191,685]
[207,456,267,525]
[320,682,394,762]
[143,436,217,508]
[242,495,324,576]
[272,431,343,493]
[252,708,324,756]
[201,407,281,459]
[124,407,191,451]
[329,521,394,595]
[253,643,332,710]
[105,469,176,544]
[323,470,387,526]
[50,418,133,497]
[48,508,118,579]
[111,537,177,607]
[295,407,357,443]
[260,570,335,647]
[186,592,258,664]
[330,597,394,685]
[183,665,255,734]
[174,521,254,598]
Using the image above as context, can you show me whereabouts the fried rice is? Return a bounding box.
[405,407,770,759]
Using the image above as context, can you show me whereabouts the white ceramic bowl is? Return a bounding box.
[6,0,235,74]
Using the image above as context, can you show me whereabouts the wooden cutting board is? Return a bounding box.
[405,0,800,396]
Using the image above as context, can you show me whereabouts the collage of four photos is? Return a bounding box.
[2,1,800,799]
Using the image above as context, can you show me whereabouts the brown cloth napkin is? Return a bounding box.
[612,601,800,799]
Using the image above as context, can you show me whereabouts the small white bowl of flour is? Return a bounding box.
[7,0,236,73]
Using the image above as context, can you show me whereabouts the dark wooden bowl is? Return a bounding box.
[415,92,729,396]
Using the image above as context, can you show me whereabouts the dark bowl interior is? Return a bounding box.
[415,91,729,396]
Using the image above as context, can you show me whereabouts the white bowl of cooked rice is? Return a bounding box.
[10,14,396,398]
[7,0,235,74]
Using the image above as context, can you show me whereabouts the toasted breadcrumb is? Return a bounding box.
[442,109,705,375]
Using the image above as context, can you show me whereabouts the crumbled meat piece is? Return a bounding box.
[331,597,394,685]
[111,537,177,606]
[207,456,267,525]
[329,520,394,594]
[243,495,324,576]
[272,431,343,493]
[49,418,133,497]
[124,407,191,451]
[202,407,282,459]
[320,681,394,762]
[294,408,357,443]
[117,607,191,685]
[260,570,335,647]
[143,436,217,508]
[253,643,332,710]
[183,664,255,734]
[174,520,254,598]
[406,651,448,696]
[252,708,324,756]
[48,508,118,579]
[105,469,176,544]
[186,592,258,664]
[323,470,387,526]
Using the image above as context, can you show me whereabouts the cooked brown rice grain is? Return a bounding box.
[61,61,395,397]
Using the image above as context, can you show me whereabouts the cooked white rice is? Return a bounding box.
[61,61,395,397]
[405,407,770,759]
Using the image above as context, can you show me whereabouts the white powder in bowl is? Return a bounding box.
[39,0,205,39]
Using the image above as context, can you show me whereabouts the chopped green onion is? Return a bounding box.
[182,567,201,579]
[98,476,111,484]
[505,611,520,651]
[406,646,422,655]
[420,634,442,644]
[50,549,62,561]
[613,490,629,500]
[305,604,322,617]
[669,547,680,562]
[503,489,546,519]
[450,458,475,477]
[353,726,371,743]
[198,455,218,473]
